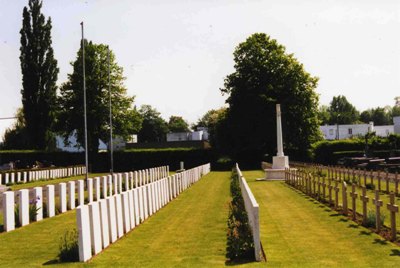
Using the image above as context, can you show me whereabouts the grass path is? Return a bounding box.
[243,170,400,267]
[86,171,232,267]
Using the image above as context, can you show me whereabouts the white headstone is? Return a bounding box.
[19,189,29,226]
[77,205,92,262]
[77,180,85,206]
[128,190,135,229]
[102,176,108,198]
[46,185,55,217]
[121,192,131,233]
[3,191,15,231]
[33,187,43,221]
[115,194,124,238]
[133,188,140,225]
[89,202,102,255]
[68,181,76,210]
[87,178,93,203]
[59,183,67,213]
[107,197,117,243]
[99,199,110,248]
[94,177,100,201]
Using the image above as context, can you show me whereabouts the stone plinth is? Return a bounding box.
[264,169,286,180]
[272,155,289,169]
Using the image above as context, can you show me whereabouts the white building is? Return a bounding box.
[320,121,396,140]
[166,128,209,142]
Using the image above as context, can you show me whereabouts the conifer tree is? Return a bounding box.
[20,0,59,150]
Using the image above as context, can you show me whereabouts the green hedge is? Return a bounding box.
[0,148,231,172]
[311,134,400,164]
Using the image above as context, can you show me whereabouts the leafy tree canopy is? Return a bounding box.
[327,95,359,124]
[360,107,392,126]
[2,108,30,150]
[168,116,189,133]
[138,105,169,142]
[58,41,142,154]
[318,105,330,125]
[216,33,322,161]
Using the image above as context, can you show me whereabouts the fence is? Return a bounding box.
[235,164,262,261]
[0,165,86,186]
[76,163,211,262]
[2,165,169,232]
[290,161,400,196]
[285,167,399,241]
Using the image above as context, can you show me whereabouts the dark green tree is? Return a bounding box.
[2,108,30,150]
[360,107,391,126]
[59,41,142,156]
[20,0,59,150]
[168,116,189,132]
[317,105,330,125]
[327,95,359,124]
[216,33,321,161]
[193,107,227,145]
[138,105,169,142]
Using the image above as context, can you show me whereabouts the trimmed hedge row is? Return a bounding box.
[311,134,400,164]
[0,149,233,172]
[226,168,254,261]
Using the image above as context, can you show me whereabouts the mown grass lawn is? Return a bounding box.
[243,170,400,267]
[85,171,236,267]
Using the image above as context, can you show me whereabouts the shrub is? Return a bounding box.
[363,210,385,228]
[365,183,375,190]
[226,169,255,261]
[29,196,41,222]
[58,229,79,262]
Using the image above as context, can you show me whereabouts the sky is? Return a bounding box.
[1,0,400,141]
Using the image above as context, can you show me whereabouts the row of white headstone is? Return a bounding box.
[77,163,211,262]
[2,165,169,232]
[0,166,86,185]
[235,164,262,261]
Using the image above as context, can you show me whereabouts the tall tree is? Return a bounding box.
[20,0,59,150]
[217,33,321,160]
[2,108,30,150]
[194,107,227,145]
[138,105,169,142]
[360,107,391,125]
[59,41,142,156]
[327,95,359,124]
[317,105,330,125]
[168,116,189,132]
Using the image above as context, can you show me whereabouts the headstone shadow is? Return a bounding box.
[390,249,400,257]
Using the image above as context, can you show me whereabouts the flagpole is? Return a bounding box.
[81,21,89,180]
[108,47,114,175]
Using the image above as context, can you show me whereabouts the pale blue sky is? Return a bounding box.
[1,0,400,140]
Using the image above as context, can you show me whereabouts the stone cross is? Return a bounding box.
[342,181,348,215]
[360,186,369,225]
[328,178,333,205]
[370,170,374,185]
[377,173,382,191]
[322,177,326,201]
[395,172,399,196]
[363,170,367,186]
[349,184,358,220]
[317,176,321,200]
[385,172,390,193]
[386,192,399,241]
[276,104,284,157]
[372,190,383,232]
[334,181,340,209]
